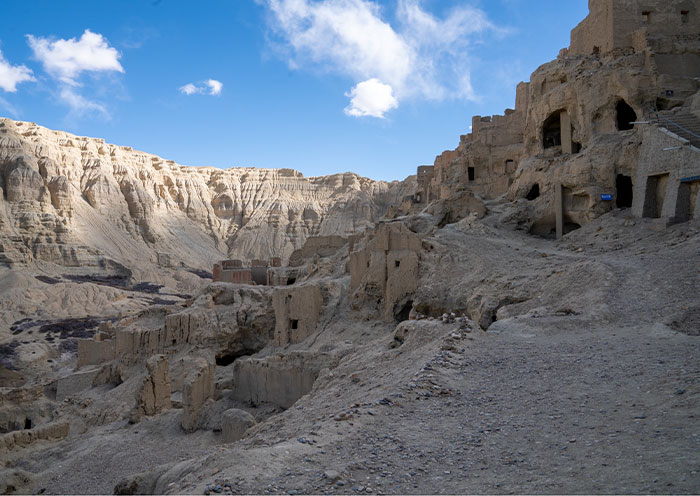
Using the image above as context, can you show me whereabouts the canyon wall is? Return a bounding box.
[0,119,409,274]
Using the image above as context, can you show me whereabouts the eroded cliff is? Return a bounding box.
[0,118,410,273]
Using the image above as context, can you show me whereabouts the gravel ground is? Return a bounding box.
[5,212,700,495]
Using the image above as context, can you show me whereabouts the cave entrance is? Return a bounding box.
[394,300,413,323]
[468,167,475,182]
[616,174,634,208]
[216,349,255,367]
[24,418,32,430]
[286,277,296,286]
[526,184,540,201]
[543,111,562,149]
[616,100,637,131]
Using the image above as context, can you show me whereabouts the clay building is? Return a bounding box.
[349,222,422,321]
[418,0,700,237]
[213,258,282,285]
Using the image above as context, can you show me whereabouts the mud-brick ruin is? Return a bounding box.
[413,0,700,237]
[213,258,282,285]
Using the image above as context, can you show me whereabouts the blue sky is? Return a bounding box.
[0,0,588,181]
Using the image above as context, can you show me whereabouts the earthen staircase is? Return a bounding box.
[651,109,700,150]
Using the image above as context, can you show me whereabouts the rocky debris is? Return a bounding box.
[221,409,256,443]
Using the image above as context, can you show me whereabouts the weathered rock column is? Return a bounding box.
[131,354,171,422]
[182,353,215,432]
[555,183,564,239]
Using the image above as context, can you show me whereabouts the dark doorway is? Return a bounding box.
[642,174,669,218]
[394,300,413,323]
[290,319,299,330]
[526,184,540,201]
[543,111,562,148]
[616,174,633,208]
[286,277,296,285]
[616,100,637,131]
[24,418,32,430]
[468,167,475,181]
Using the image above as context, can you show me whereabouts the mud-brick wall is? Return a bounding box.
[272,284,322,347]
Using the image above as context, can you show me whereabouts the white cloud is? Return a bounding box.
[179,83,198,95]
[59,87,108,118]
[27,29,124,85]
[0,50,35,93]
[344,78,397,118]
[262,0,495,116]
[206,79,223,96]
[179,79,223,96]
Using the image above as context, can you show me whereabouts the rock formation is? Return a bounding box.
[0,119,409,273]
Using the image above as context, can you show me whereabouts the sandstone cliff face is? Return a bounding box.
[0,119,407,272]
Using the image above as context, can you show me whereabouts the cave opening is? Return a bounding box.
[24,418,32,430]
[543,111,562,149]
[616,100,637,131]
[216,349,256,367]
[394,300,413,323]
[526,184,540,201]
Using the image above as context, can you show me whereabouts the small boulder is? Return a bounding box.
[221,409,256,443]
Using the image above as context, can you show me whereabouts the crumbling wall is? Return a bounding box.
[428,82,528,201]
[77,338,116,368]
[0,422,70,452]
[272,284,322,346]
[182,353,215,432]
[349,222,422,320]
[56,368,101,401]
[570,0,700,57]
[232,352,338,409]
[113,285,274,366]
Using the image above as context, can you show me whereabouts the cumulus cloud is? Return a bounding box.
[179,79,223,96]
[27,29,123,85]
[25,29,124,119]
[262,0,495,117]
[0,50,35,93]
[344,78,397,118]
